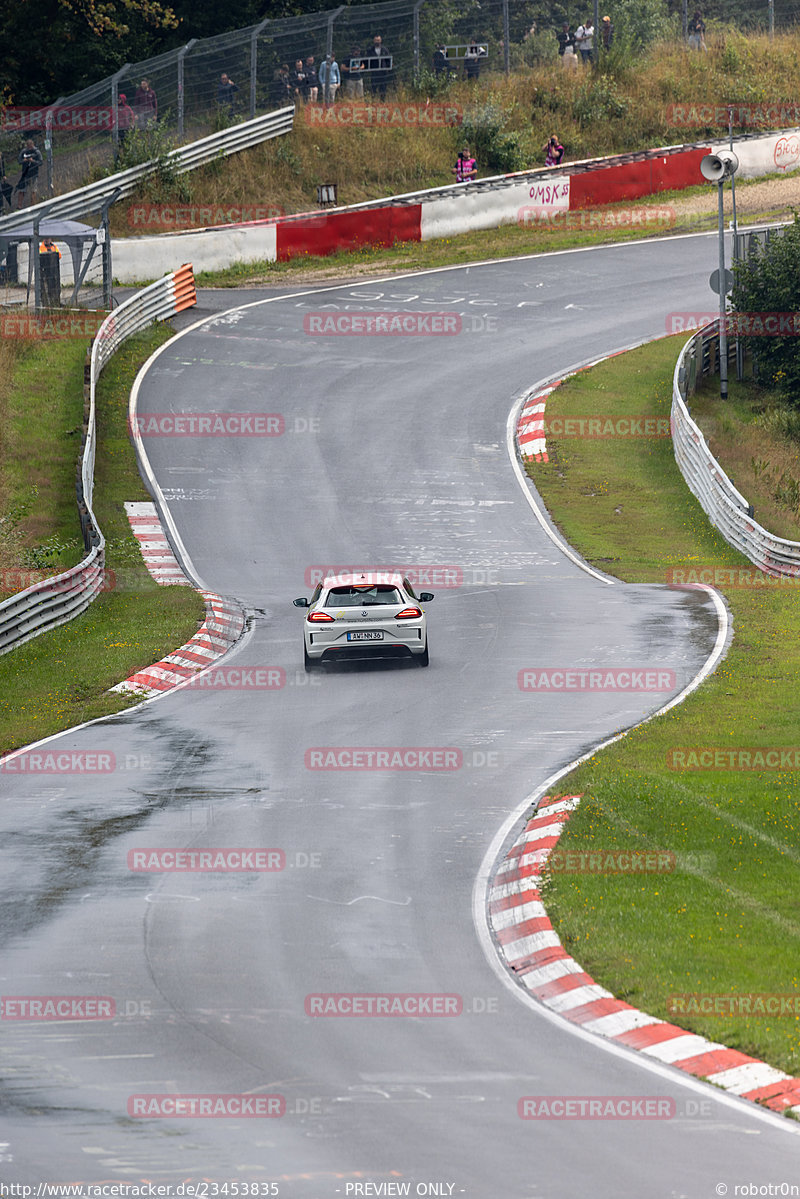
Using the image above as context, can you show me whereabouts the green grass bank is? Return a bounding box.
[528,335,800,1080]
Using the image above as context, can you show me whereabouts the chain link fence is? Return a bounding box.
[1,0,798,209]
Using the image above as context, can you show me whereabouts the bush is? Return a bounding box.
[113,119,192,203]
[459,100,529,172]
[732,214,800,404]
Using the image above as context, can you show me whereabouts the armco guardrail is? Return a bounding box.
[0,106,294,234]
[672,318,800,579]
[0,264,197,656]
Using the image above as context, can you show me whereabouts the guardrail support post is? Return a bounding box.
[250,21,270,119]
[177,41,197,139]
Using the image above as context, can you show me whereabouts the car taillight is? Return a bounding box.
[395,607,422,620]
[308,611,334,622]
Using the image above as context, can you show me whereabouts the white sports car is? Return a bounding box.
[293,572,434,670]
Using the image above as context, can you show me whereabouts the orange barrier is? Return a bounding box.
[172,263,197,313]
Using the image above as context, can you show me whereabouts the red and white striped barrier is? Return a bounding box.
[490,795,800,1116]
[111,127,800,283]
[516,387,556,464]
[112,501,244,698]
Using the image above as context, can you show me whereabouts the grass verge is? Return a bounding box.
[0,325,205,755]
[0,334,89,584]
[527,334,800,1079]
[689,372,800,542]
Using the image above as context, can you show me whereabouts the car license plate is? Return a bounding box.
[347,631,383,641]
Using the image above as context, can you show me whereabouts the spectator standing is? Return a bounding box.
[1,153,14,209]
[116,93,135,154]
[133,78,157,128]
[688,10,706,49]
[15,139,43,207]
[463,37,486,81]
[452,146,477,182]
[557,23,575,56]
[368,35,391,98]
[289,60,308,103]
[273,64,293,105]
[575,18,594,63]
[343,47,365,98]
[601,16,614,49]
[543,134,564,166]
[305,56,319,102]
[318,53,340,104]
[433,44,449,78]
[217,73,239,114]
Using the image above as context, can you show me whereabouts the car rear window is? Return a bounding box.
[325,585,404,606]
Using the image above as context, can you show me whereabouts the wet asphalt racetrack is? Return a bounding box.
[2,235,799,1195]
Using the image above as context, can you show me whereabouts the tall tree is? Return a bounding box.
[2,0,179,102]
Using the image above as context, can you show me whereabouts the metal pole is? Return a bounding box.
[178,40,196,139]
[718,180,728,400]
[682,0,688,41]
[250,22,269,119]
[110,65,130,160]
[769,0,774,37]
[33,214,41,311]
[413,0,424,81]
[100,190,120,310]
[728,105,737,235]
[503,0,510,74]
[325,7,344,103]
[44,103,62,197]
[593,0,600,67]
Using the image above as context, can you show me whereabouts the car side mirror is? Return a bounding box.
[293,597,310,607]
[419,592,434,602]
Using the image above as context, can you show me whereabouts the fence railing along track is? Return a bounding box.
[0,264,197,656]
